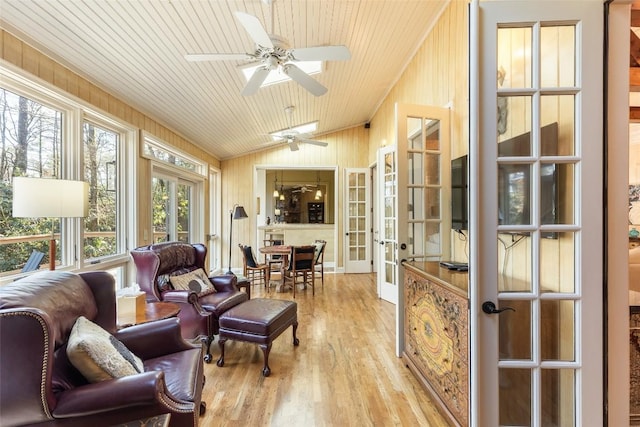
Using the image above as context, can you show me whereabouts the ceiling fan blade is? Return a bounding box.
[185,53,253,62]
[290,45,351,61]
[288,140,299,151]
[241,66,271,96]
[234,12,274,49]
[282,64,328,96]
[299,138,328,147]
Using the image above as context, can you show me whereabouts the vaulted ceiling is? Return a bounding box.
[0,0,449,160]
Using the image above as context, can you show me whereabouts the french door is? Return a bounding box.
[344,168,371,273]
[377,145,398,305]
[471,1,604,425]
[152,173,196,243]
[377,103,450,356]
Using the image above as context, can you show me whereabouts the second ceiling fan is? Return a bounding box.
[273,106,327,152]
[185,1,351,96]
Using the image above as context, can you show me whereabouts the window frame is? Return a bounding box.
[144,133,206,246]
[0,65,136,286]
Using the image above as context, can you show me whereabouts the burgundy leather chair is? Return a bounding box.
[130,242,248,362]
[0,270,205,427]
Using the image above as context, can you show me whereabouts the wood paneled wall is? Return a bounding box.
[1,29,221,247]
[368,1,469,163]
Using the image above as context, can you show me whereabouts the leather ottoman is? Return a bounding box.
[216,298,299,376]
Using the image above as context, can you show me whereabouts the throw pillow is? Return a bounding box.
[67,316,143,383]
[169,268,215,294]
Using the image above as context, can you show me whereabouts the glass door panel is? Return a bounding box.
[344,168,370,273]
[152,176,171,243]
[474,2,603,425]
[152,176,194,243]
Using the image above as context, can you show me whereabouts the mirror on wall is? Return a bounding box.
[265,169,335,224]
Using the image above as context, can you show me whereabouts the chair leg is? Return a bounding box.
[201,335,214,363]
[311,271,314,295]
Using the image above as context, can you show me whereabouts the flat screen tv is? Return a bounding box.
[450,122,559,237]
[497,122,559,238]
[451,155,468,231]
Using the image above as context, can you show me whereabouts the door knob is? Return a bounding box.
[482,301,515,314]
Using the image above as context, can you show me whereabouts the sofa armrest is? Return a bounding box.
[115,318,199,359]
[209,274,238,293]
[161,290,210,317]
[52,371,167,417]
[161,289,197,304]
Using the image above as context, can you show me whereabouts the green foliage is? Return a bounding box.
[0,181,51,271]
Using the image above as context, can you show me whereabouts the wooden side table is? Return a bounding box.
[235,276,251,299]
[117,301,180,329]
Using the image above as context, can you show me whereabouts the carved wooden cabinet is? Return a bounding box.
[403,262,469,427]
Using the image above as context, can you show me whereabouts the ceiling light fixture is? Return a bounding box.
[270,121,318,141]
[273,174,279,198]
[240,61,323,88]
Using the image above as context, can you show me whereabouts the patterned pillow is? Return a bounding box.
[67,316,143,383]
[169,268,215,294]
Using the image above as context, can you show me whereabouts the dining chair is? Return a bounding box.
[238,244,270,287]
[283,245,316,298]
[262,239,284,273]
[313,240,326,288]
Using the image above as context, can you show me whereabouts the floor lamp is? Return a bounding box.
[227,204,248,274]
[12,177,89,271]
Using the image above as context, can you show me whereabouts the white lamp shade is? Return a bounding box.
[13,177,89,218]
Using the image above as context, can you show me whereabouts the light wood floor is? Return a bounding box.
[199,273,451,427]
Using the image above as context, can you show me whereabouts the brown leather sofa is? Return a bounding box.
[130,242,248,362]
[0,270,205,427]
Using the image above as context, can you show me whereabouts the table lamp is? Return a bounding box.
[227,204,248,274]
[12,177,89,270]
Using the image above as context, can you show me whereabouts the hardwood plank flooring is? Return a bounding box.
[199,273,452,426]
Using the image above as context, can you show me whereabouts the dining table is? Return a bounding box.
[259,245,291,292]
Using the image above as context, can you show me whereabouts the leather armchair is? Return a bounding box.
[130,242,248,362]
[0,270,204,427]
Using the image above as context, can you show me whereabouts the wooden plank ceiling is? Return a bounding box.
[0,0,449,160]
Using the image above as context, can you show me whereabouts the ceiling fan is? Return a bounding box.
[184,1,351,96]
[292,185,317,194]
[272,106,328,151]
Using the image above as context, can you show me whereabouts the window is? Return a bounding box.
[145,134,205,245]
[0,88,63,273]
[83,121,120,260]
[0,67,134,282]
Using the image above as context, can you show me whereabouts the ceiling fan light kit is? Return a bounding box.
[185,4,351,96]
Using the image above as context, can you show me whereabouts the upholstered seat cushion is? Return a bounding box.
[67,316,143,382]
[144,346,203,403]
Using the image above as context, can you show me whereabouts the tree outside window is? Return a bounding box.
[0,88,62,273]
